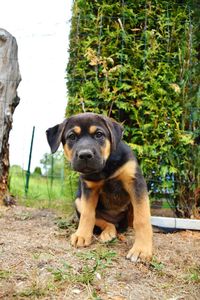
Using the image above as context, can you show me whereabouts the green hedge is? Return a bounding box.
[66,0,200,218]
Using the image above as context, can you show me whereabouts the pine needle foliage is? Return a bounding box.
[66,0,200,218]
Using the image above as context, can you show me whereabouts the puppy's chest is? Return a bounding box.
[98,179,130,209]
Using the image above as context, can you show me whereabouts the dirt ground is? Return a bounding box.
[0,206,200,300]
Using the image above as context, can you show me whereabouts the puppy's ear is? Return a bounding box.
[46,120,67,153]
[101,116,123,151]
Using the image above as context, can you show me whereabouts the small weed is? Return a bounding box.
[150,257,164,272]
[15,284,47,298]
[32,252,41,260]
[50,262,95,285]
[14,211,33,221]
[50,262,72,282]
[102,237,118,245]
[185,267,200,283]
[76,247,117,268]
[91,289,102,300]
[74,265,97,285]
[0,269,12,279]
[55,217,77,230]
[15,278,56,298]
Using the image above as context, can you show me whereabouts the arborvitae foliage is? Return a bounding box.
[66,0,200,218]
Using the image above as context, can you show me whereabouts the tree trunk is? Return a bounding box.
[0,29,21,205]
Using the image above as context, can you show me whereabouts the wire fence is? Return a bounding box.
[8,161,78,213]
[9,161,176,216]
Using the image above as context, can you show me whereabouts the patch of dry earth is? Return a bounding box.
[0,206,199,299]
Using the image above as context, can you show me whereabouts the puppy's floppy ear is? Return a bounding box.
[46,119,67,153]
[101,116,123,151]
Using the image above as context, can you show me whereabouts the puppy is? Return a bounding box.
[46,113,152,262]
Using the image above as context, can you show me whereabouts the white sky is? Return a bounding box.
[0,0,73,171]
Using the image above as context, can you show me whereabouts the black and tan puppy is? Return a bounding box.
[46,113,152,262]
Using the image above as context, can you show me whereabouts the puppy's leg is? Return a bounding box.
[75,199,117,243]
[125,176,152,262]
[96,218,117,242]
[71,189,98,247]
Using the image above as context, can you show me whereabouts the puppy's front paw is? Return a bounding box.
[126,244,152,263]
[70,232,92,247]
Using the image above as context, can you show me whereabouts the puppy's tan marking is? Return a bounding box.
[109,160,137,181]
[126,194,152,262]
[122,173,152,262]
[109,160,152,261]
[73,126,81,134]
[89,125,97,134]
[63,144,73,161]
[71,187,99,248]
[101,139,111,160]
[84,179,104,189]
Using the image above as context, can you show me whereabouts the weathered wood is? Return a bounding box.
[0,29,21,204]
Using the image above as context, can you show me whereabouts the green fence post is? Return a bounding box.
[50,154,54,189]
[25,126,35,196]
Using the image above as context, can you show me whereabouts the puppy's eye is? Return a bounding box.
[94,131,104,139]
[68,133,76,141]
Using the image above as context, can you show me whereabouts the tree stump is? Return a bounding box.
[0,29,21,205]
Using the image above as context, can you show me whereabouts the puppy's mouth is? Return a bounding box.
[72,160,105,175]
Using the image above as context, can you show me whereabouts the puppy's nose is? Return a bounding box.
[78,149,94,160]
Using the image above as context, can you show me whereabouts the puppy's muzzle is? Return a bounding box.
[72,147,104,174]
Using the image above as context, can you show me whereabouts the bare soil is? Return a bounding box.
[0,206,200,300]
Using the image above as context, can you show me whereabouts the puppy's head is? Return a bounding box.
[46,113,123,174]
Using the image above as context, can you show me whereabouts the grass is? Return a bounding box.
[9,170,77,214]
[16,287,46,298]
[14,279,56,299]
[49,247,117,286]
[185,267,200,283]
[76,247,117,267]
[150,257,165,273]
[0,269,12,279]
[9,168,173,215]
